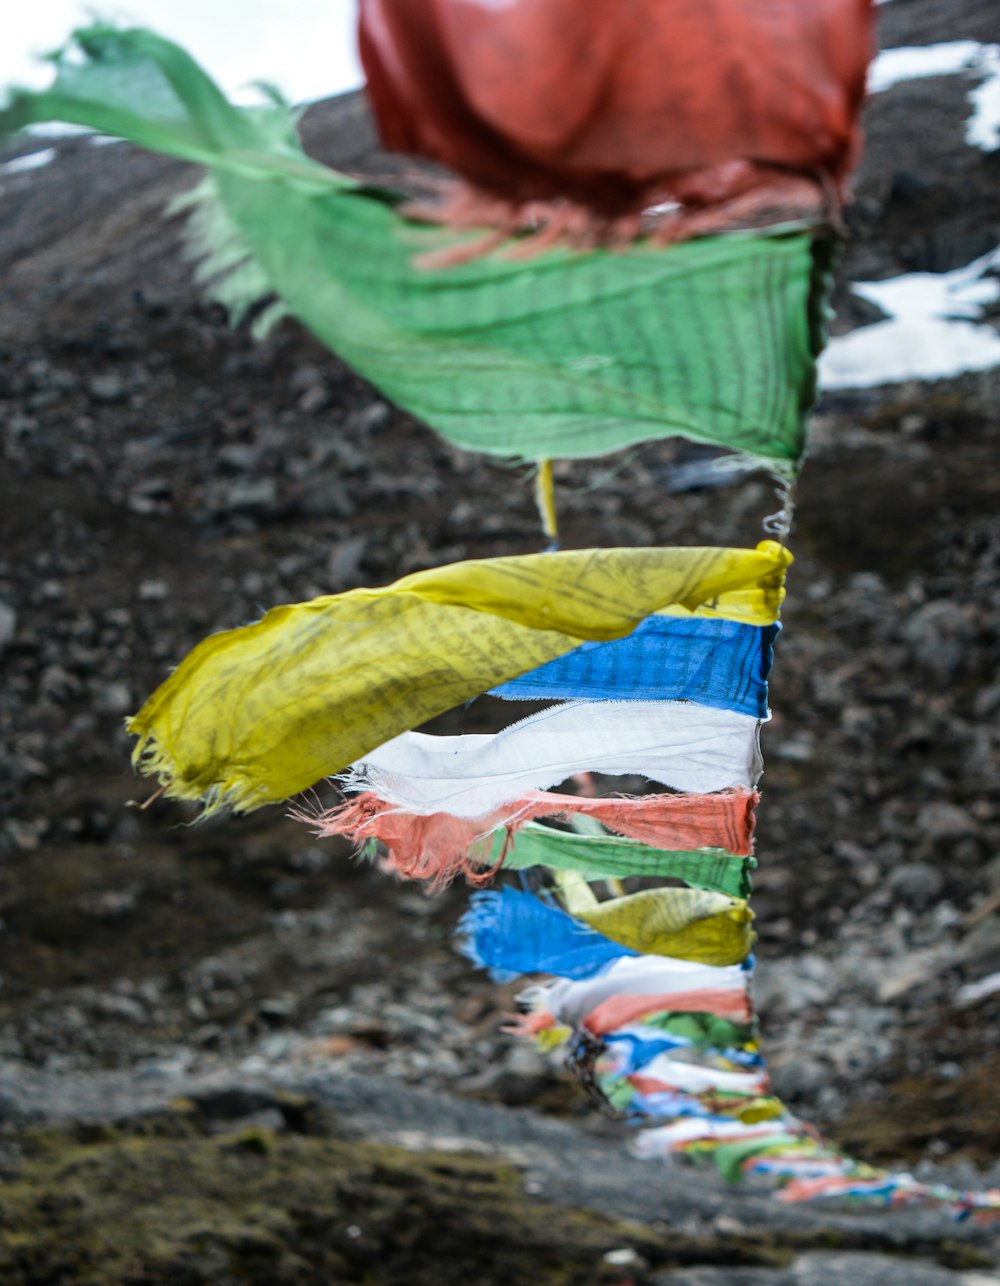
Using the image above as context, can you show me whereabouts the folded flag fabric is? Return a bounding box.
[581,988,753,1034]
[1,26,828,469]
[575,886,754,965]
[359,0,872,218]
[628,1056,769,1098]
[124,542,787,813]
[603,1021,761,1073]
[518,956,750,1031]
[460,885,752,980]
[490,618,776,716]
[302,786,758,885]
[344,700,763,816]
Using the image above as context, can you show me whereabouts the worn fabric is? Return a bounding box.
[583,988,753,1034]
[628,1055,768,1097]
[301,786,758,885]
[124,542,786,813]
[491,618,776,716]
[1,28,827,468]
[345,701,763,817]
[492,826,755,899]
[520,956,749,1031]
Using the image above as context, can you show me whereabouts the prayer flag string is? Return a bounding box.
[6,10,1000,1220]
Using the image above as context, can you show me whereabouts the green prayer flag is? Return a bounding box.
[1,25,830,469]
[487,823,754,898]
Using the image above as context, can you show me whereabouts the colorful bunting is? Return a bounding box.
[127,542,787,813]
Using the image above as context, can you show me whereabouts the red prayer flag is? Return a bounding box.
[359,0,873,221]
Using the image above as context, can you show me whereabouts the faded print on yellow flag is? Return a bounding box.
[128,541,790,814]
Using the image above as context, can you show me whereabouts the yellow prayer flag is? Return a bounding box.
[128,541,789,814]
[578,887,755,966]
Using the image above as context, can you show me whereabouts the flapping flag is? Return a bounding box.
[461,886,753,973]
[492,828,754,901]
[344,701,764,816]
[305,787,758,886]
[519,956,753,1032]
[1,27,830,470]
[127,543,788,813]
[490,618,777,717]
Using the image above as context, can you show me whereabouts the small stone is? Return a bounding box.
[92,992,146,1023]
[137,579,169,602]
[78,888,138,921]
[258,996,296,1022]
[288,474,356,520]
[227,478,280,516]
[88,373,127,403]
[900,600,975,679]
[601,1247,644,1269]
[347,401,390,434]
[876,949,948,1002]
[93,681,132,715]
[327,536,367,585]
[217,443,261,472]
[887,861,945,908]
[39,664,80,701]
[917,803,977,843]
[973,682,1000,719]
[0,602,16,652]
[958,916,1000,971]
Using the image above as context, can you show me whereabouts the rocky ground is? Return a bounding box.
[1,1,999,1281]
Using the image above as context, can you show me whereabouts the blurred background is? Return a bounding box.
[1,1,999,1282]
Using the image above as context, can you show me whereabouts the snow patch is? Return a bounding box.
[819,247,1000,389]
[869,41,1000,152]
[0,146,56,174]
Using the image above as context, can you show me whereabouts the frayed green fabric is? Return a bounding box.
[1,25,826,467]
